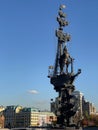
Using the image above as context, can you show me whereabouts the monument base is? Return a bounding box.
[65,127,82,130]
[50,127,82,130]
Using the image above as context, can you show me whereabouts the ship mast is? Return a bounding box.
[54,4,72,76]
[48,5,74,77]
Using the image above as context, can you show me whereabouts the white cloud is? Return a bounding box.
[28,90,39,94]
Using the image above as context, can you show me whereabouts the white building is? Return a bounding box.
[38,111,56,126]
[82,100,96,116]
[72,90,83,119]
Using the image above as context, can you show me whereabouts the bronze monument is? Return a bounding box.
[48,4,81,129]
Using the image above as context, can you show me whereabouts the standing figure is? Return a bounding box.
[59,46,72,73]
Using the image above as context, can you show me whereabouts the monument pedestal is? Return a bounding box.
[65,127,82,130]
[50,127,82,130]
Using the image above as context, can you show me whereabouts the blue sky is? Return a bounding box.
[0,0,98,110]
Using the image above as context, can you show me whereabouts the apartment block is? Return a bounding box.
[3,105,56,128]
[72,91,83,119]
[3,105,22,128]
[38,111,57,126]
[16,107,39,127]
[82,100,96,116]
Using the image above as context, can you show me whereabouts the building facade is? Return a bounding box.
[0,112,5,128]
[3,105,56,128]
[16,107,39,127]
[82,100,96,116]
[0,106,5,128]
[38,111,57,126]
[3,105,22,128]
[72,91,83,119]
